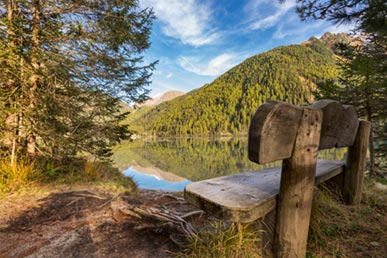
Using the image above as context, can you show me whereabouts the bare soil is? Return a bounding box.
[0,188,204,258]
[1,182,386,258]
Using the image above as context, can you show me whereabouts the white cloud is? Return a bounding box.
[326,23,355,34]
[246,0,353,40]
[166,72,173,79]
[273,20,324,39]
[248,0,297,30]
[179,53,244,76]
[272,19,354,40]
[140,0,219,46]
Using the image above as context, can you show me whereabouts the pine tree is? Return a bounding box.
[0,0,156,165]
[294,0,387,175]
[316,39,387,175]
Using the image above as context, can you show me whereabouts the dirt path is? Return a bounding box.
[0,189,203,258]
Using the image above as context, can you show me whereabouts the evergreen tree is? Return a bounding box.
[294,0,387,175]
[0,0,156,165]
[316,39,386,175]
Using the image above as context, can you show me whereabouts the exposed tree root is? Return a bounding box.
[111,197,199,238]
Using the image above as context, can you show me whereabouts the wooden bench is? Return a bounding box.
[185,100,371,258]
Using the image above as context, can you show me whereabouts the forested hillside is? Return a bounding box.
[132,38,337,135]
[139,90,185,107]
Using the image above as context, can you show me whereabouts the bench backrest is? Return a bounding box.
[248,99,359,164]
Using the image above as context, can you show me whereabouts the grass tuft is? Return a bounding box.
[0,159,36,192]
[179,221,263,258]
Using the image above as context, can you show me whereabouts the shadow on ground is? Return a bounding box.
[0,190,202,258]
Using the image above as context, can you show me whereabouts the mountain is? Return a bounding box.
[306,32,362,55]
[123,90,185,129]
[131,36,339,136]
[138,90,185,107]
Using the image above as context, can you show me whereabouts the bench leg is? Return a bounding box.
[343,120,371,205]
[274,108,322,258]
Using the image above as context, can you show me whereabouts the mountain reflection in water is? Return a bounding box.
[123,167,191,191]
[112,138,346,191]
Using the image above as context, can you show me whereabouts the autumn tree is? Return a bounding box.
[0,0,156,165]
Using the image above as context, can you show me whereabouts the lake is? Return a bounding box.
[112,137,347,191]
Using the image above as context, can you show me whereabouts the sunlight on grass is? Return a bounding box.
[0,157,136,197]
[0,159,36,192]
[180,221,263,258]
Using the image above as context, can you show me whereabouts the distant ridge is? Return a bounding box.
[304,32,361,54]
[304,32,352,47]
[139,90,185,107]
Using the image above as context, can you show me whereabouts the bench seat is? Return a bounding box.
[185,159,344,223]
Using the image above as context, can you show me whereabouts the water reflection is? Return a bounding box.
[112,137,346,191]
[123,167,191,191]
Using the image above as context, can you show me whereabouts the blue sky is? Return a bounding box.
[139,0,352,97]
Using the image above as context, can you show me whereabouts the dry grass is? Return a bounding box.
[307,179,387,258]
[0,159,36,192]
[180,221,263,258]
[0,158,136,198]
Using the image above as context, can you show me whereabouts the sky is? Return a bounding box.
[139,0,353,97]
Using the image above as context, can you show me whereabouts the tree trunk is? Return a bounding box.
[365,86,375,176]
[26,0,41,159]
[368,127,376,176]
[7,0,21,164]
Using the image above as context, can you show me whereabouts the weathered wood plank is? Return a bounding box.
[184,159,344,223]
[248,100,359,164]
[274,107,322,258]
[309,99,359,149]
[248,101,303,164]
[343,120,371,205]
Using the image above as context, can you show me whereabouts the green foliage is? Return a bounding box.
[0,0,156,164]
[296,0,387,37]
[294,0,387,177]
[123,105,153,132]
[315,37,387,175]
[180,222,262,258]
[131,40,336,136]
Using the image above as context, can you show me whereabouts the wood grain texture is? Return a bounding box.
[184,159,344,223]
[274,107,322,258]
[248,101,303,164]
[343,120,371,205]
[309,99,359,149]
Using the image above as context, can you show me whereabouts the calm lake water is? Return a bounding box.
[112,138,346,191]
